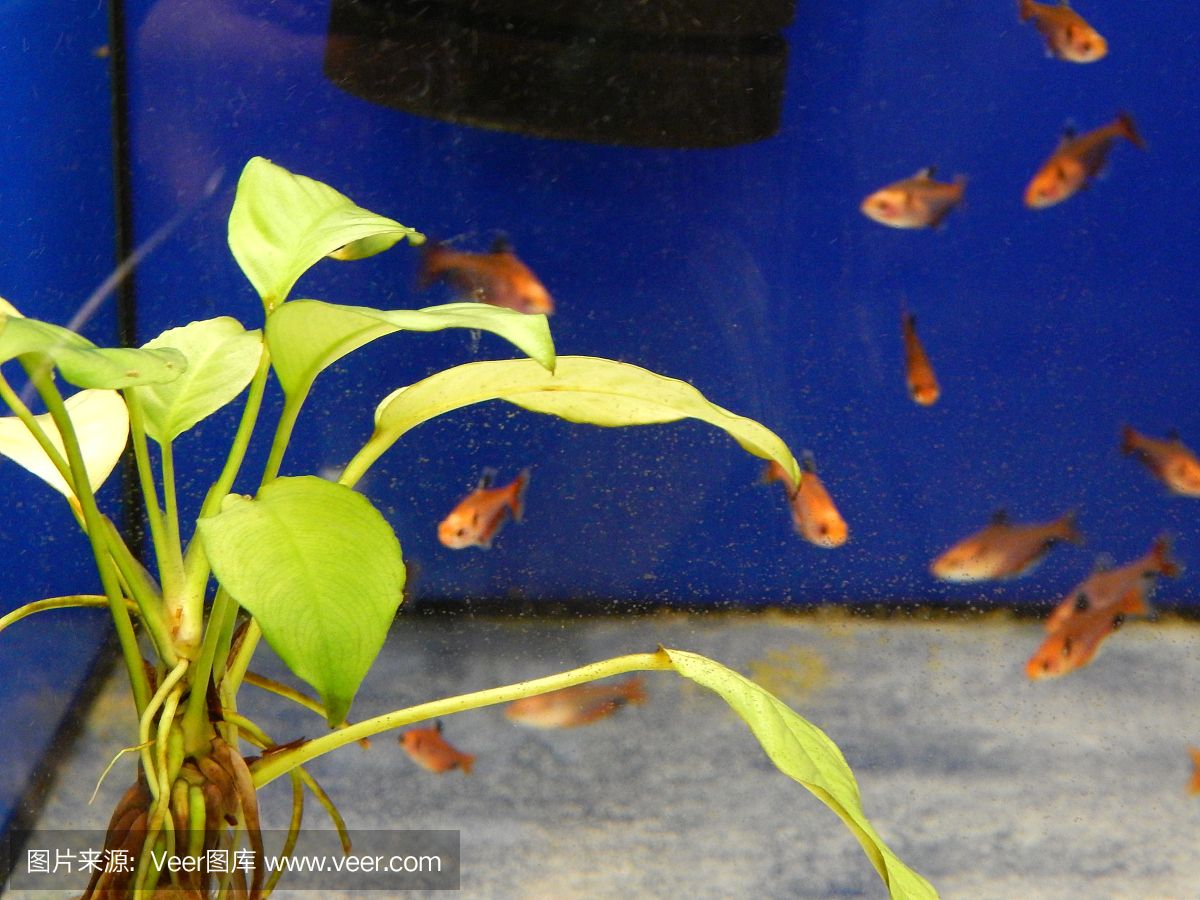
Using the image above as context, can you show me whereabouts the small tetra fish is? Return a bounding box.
[1121,426,1200,497]
[437,468,530,550]
[399,721,475,774]
[860,168,967,229]
[504,677,647,729]
[1044,536,1180,633]
[901,310,940,406]
[1023,112,1145,208]
[1025,587,1144,680]
[930,510,1082,582]
[418,237,554,315]
[763,454,849,548]
[1018,0,1107,63]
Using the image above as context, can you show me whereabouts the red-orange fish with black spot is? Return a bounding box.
[438,468,530,550]
[399,721,475,774]
[930,510,1081,582]
[1023,112,1144,208]
[419,237,554,315]
[1018,0,1107,63]
[504,677,647,729]
[764,454,849,548]
[860,168,966,229]
[1027,537,1179,680]
[902,309,940,406]
[1121,426,1200,498]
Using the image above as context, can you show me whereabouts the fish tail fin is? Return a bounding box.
[509,467,532,522]
[761,460,788,486]
[1116,111,1147,150]
[800,450,818,474]
[1059,510,1085,545]
[417,243,451,290]
[621,676,648,705]
[1150,535,1182,578]
[460,754,476,775]
[1120,424,1139,455]
[1017,0,1036,22]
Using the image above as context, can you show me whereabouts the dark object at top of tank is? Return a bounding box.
[325,0,796,148]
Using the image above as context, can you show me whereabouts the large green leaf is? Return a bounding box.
[0,310,184,390]
[663,648,937,899]
[135,317,264,443]
[198,476,405,726]
[227,157,424,310]
[0,389,128,502]
[267,300,556,402]
[341,356,799,488]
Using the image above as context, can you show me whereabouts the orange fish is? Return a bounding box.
[1018,0,1107,63]
[1023,112,1145,208]
[860,168,966,229]
[437,468,530,550]
[504,677,647,729]
[1187,748,1200,796]
[930,510,1081,582]
[1121,426,1200,497]
[901,310,940,406]
[1025,588,1144,680]
[1043,536,1180,633]
[764,454,849,548]
[399,721,475,774]
[418,237,554,315]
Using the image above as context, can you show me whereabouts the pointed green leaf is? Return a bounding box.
[342,356,799,488]
[198,476,405,726]
[0,389,128,501]
[228,157,424,310]
[663,648,937,899]
[0,311,185,390]
[135,317,264,443]
[267,300,556,401]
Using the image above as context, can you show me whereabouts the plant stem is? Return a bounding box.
[0,594,130,633]
[180,588,235,754]
[122,389,175,593]
[179,344,272,628]
[100,517,176,666]
[260,394,303,484]
[25,361,152,715]
[252,651,672,788]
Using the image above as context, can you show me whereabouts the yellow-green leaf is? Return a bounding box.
[341,356,799,488]
[227,157,424,310]
[267,300,555,403]
[136,317,264,443]
[663,648,938,899]
[0,312,184,390]
[0,389,128,501]
[198,476,405,726]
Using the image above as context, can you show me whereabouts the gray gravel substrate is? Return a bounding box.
[26,612,1200,899]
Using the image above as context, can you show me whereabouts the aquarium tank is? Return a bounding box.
[1,0,1198,897]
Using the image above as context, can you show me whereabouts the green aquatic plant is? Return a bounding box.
[0,158,936,898]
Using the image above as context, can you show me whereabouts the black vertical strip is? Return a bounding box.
[107,0,147,555]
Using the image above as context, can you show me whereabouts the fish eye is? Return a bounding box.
[1074,592,1090,612]
[1112,614,1125,630]
[456,527,468,537]
[818,524,829,535]
[1061,638,1073,658]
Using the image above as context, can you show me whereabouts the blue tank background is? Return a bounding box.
[115,0,1200,608]
[0,3,119,830]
